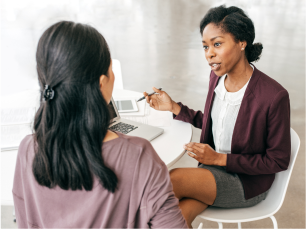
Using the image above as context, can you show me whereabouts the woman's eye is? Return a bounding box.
[203,46,208,50]
[214,42,221,47]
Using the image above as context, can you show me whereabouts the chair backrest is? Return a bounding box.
[112,59,124,89]
[262,128,300,214]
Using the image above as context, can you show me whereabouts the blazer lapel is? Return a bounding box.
[231,64,261,154]
[201,73,220,144]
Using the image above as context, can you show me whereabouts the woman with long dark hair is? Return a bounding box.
[144,5,290,227]
[12,21,187,228]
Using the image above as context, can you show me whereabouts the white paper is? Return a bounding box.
[1,124,33,151]
[123,107,172,127]
[1,107,36,151]
[1,107,36,125]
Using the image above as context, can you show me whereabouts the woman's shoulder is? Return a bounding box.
[253,67,288,94]
[19,134,35,154]
[250,66,289,105]
[111,132,164,167]
[107,132,150,148]
[16,134,35,166]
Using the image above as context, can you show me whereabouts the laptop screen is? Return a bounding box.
[108,99,118,121]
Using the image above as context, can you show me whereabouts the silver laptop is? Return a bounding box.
[108,97,164,141]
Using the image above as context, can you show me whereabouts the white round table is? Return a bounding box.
[113,88,192,167]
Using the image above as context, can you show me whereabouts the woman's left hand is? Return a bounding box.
[183,142,227,166]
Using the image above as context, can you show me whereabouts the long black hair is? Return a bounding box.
[200,5,263,62]
[33,21,117,192]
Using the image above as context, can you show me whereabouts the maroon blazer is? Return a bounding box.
[174,64,291,200]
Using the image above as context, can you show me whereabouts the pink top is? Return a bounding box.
[13,132,187,228]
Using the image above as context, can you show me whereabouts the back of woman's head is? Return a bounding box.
[33,21,117,192]
[200,5,263,62]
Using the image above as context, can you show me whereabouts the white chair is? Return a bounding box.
[197,128,300,229]
[112,59,124,89]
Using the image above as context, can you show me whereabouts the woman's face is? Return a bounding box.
[202,23,245,76]
[100,60,115,104]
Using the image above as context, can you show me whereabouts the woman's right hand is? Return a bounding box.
[143,87,181,115]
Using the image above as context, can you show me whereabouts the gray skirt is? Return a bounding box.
[199,164,269,208]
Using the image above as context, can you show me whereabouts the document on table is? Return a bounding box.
[1,107,36,151]
[1,124,33,151]
[1,107,36,125]
[123,106,172,127]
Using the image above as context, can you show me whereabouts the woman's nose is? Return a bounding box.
[206,47,216,59]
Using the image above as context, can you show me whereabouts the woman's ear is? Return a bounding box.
[240,41,247,50]
[99,74,108,90]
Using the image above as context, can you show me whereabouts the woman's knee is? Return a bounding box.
[169,168,185,198]
[169,168,217,204]
[169,168,183,186]
[169,168,178,186]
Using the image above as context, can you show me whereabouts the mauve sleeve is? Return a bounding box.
[137,143,187,228]
[12,140,28,228]
[226,90,291,175]
[173,102,204,129]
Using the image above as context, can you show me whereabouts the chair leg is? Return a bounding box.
[217,222,223,229]
[13,207,16,223]
[270,216,278,229]
[197,222,203,229]
[238,222,242,229]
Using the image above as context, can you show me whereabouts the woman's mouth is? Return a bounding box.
[210,63,221,71]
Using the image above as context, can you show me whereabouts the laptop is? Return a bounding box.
[108,97,164,141]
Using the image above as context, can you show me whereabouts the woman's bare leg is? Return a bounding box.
[170,168,217,227]
[179,198,208,228]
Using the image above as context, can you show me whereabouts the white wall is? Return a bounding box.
[1,0,139,95]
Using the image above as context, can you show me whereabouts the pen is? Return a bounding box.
[137,88,162,102]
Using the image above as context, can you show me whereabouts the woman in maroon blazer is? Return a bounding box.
[144,5,291,228]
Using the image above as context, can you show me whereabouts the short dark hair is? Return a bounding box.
[33,21,117,192]
[200,5,263,62]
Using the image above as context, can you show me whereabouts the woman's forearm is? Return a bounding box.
[171,101,181,116]
[217,153,227,166]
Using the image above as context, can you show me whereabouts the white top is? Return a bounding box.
[211,65,254,154]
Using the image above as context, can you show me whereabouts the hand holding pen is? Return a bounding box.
[137,87,163,102]
[140,87,179,113]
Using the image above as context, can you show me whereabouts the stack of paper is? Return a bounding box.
[1,107,36,125]
[1,107,36,151]
[123,106,172,127]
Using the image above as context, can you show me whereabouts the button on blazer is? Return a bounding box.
[174,64,291,200]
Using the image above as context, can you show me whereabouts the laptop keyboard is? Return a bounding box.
[109,122,138,134]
